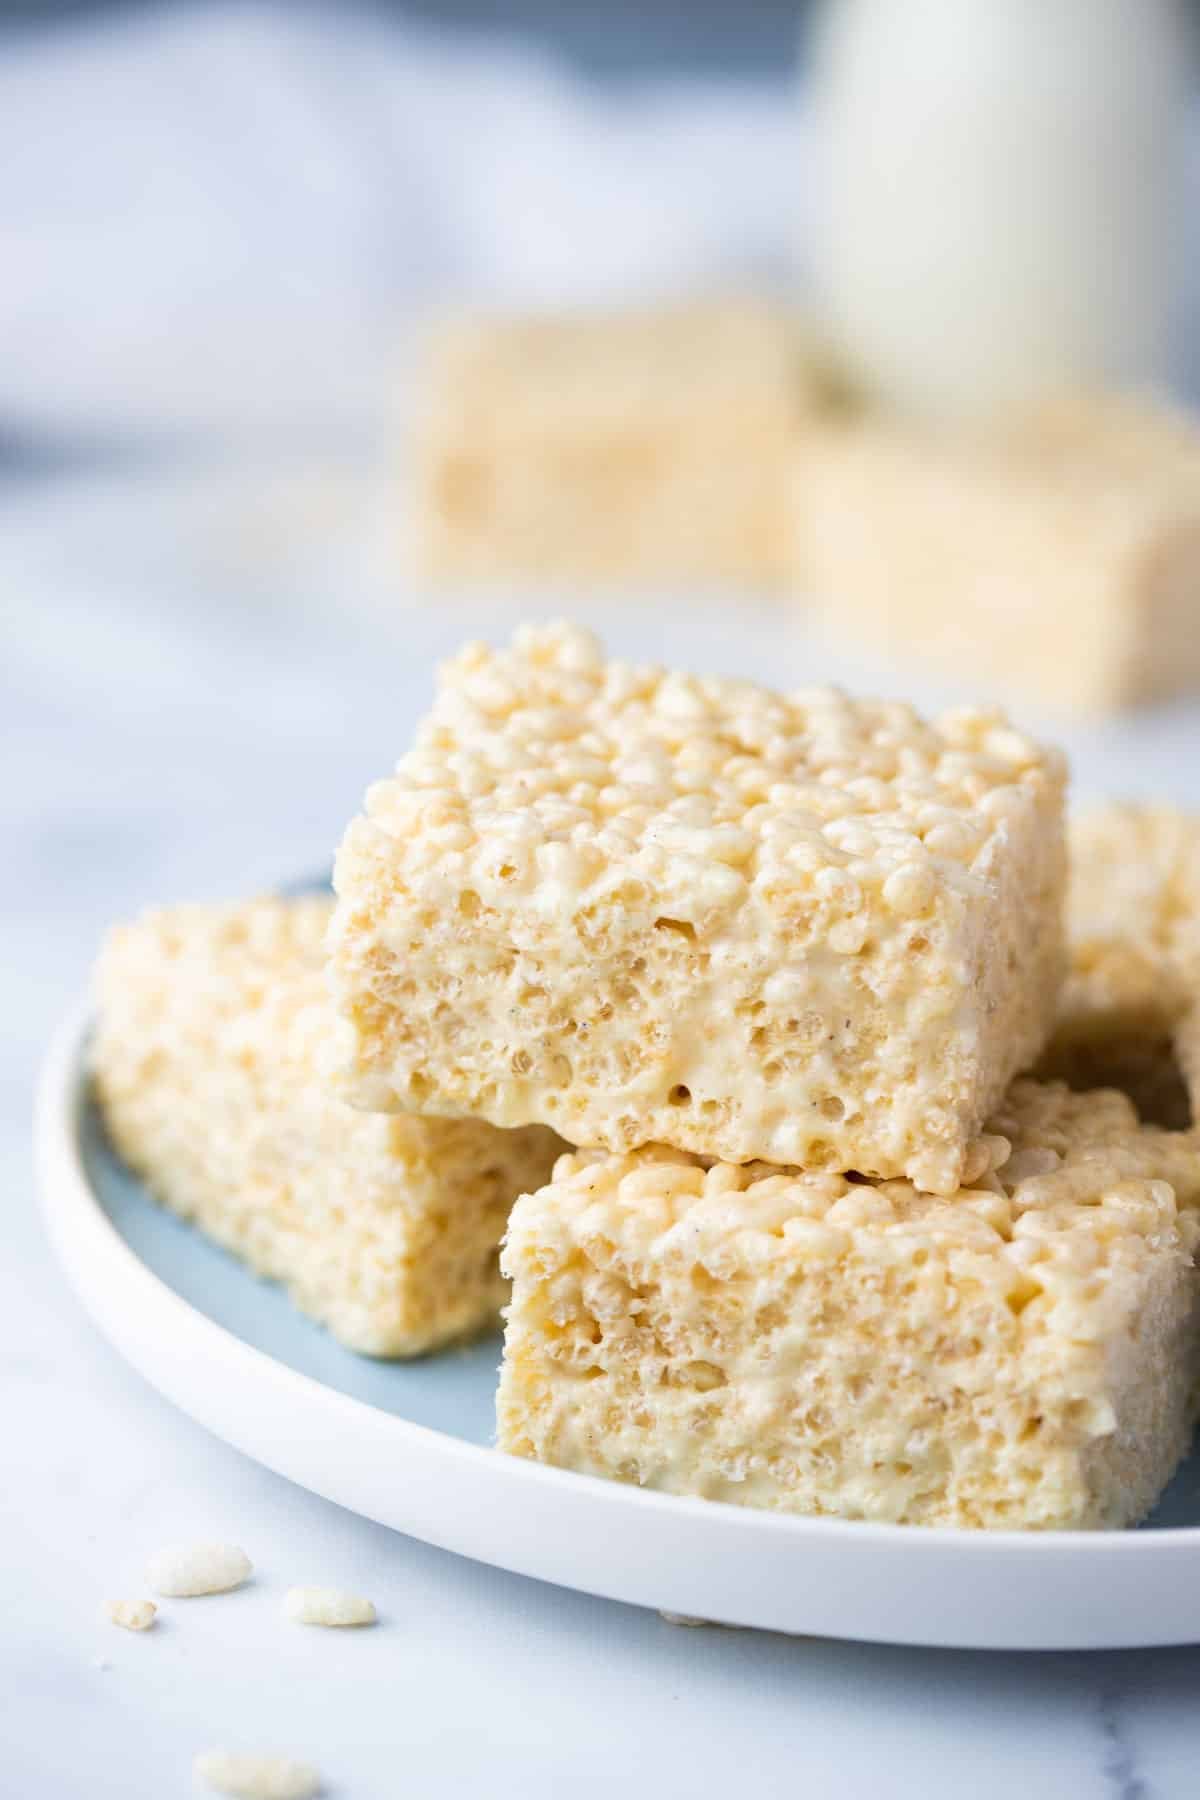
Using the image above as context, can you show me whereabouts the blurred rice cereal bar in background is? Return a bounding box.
[329,623,1066,1194]
[92,898,562,1356]
[497,1082,1200,1530]
[799,391,1200,714]
[1039,805,1200,1127]
[410,298,816,592]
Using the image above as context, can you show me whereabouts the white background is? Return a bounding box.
[5,6,1200,1794]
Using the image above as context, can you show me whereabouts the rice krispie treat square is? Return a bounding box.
[497,1082,1200,1530]
[799,392,1200,714]
[410,298,815,593]
[329,623,1066,1193]
[1039,806,1200,1127]
[92,898,563,1357]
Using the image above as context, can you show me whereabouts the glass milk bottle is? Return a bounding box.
[808,0,1189,423]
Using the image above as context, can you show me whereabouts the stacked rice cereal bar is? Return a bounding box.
[93,897,562,1356]
[329,624,1064,1195]
[325,624,1200,1528]
[498,1085,1200,1530]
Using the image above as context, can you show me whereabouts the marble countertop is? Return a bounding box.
[5,456,1200,1798]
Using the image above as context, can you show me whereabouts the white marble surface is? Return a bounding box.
[5,458,1200,1798]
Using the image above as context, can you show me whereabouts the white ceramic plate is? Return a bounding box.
[37,1003,1200,1651]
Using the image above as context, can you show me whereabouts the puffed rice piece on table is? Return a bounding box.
[107,1599,157,1632]
[145,1544,251,1597]
[1038,805,1200,1128]
[799,391,1200,715]
[284,1587,376,1628]
[93,898,563,1357]
[409,297,819,594]
[497,1081,1200,1531]
[329,623,1066,1194]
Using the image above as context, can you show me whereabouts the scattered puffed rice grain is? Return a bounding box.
[658,1611,710,1627]
[146,1543,252,1597]
[284,1586,376,1628]
[107,1598,157,1632]
[193,1751,320,1799]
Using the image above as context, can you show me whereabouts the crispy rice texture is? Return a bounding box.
[1039,806,1200,1128]
[92,897,562,1356]
[330,623,1066,1193]
[498,1080,1200,1530]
